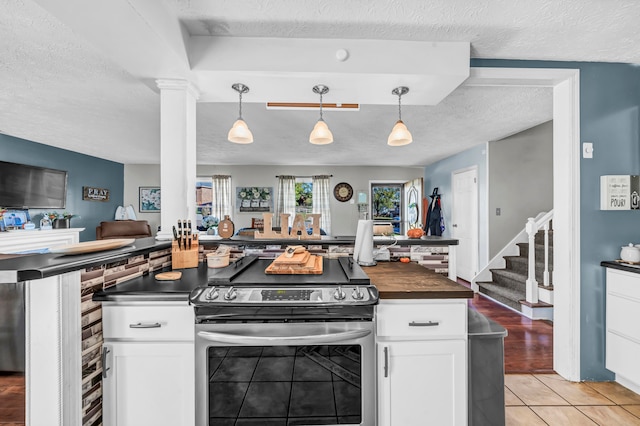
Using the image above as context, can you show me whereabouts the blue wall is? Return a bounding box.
[472,59,640,380]
[424,143,489,267]
[0,134,124,241]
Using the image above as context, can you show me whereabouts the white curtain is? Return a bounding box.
[275,175,296,228]
[212,175,232,220]
[312,175,331,235]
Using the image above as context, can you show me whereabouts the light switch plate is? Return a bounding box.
[583,142,594,158]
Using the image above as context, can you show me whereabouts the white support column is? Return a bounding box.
[156,79,199,239]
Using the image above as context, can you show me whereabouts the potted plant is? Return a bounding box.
[44,211,78,229]
[202,215,219,235]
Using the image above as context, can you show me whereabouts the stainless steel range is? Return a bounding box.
[190,256,378,426]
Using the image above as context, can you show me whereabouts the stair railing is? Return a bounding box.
[471,210,553,305]
[525,210,553,304]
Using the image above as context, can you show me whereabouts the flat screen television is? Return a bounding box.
[0,160,68,208]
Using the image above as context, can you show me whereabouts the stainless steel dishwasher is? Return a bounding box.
[0,281,25,372]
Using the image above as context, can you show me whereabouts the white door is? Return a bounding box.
[452,167,478,282]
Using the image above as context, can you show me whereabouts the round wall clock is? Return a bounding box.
[333,182,353,202]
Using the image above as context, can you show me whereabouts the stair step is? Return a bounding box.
[504,255,554,284]
[477,281,524,312]
[519,299,553,308]
[489,269,527,290]
[517,242,554,260]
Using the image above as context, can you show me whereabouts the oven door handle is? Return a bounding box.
[197,329,371,345]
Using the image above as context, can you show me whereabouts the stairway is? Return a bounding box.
[477,229,553,318]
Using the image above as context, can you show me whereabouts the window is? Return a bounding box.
[371,183,403,234]
[196,175,232,230]
[295,179,313,215]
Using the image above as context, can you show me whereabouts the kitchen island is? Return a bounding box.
[1,238,473,426]
[94,257,473,426]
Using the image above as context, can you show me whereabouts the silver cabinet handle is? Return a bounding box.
[384,346,389,378]
[129,322,162,328]
[102,346,111,379]
[409,321,440,327]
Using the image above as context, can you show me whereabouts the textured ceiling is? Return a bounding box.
[0,0,637,166]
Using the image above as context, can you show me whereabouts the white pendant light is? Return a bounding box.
[228,83,254,144]
[309,84,333,145]
[388,86,413,146]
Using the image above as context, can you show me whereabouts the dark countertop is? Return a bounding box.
[94,256,370,302]
[94,257,471,302]
[601,260,640,274]
[0,237,170,282]
[197,235,458,246]
[362,261,474,299]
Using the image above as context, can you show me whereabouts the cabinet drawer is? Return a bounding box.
[103,304,194,341]
[607,332,640,385]
[377,302,466,339]
[607,293,640,342]
[607,269,640,301]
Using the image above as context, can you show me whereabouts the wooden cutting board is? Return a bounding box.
[265,255,323,274]
[155,271,182,281]
[272,250,311,265]
[49,238,135,255]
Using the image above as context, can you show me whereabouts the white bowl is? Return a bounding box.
[207,253,230,268]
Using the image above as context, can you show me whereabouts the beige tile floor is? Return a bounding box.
[506,374,640,425]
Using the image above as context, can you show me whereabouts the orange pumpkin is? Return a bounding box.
[400,257,411,263]
[406,228,424,239]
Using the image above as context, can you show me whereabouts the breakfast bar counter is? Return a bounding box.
[362,260,473,299]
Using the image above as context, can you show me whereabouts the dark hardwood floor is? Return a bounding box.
[0,372,25,426]
[463,279,555,374]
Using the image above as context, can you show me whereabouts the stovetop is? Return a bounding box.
[205,256,370,287]
[189,256,378,321]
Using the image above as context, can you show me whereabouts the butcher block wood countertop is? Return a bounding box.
[362,261,474,300]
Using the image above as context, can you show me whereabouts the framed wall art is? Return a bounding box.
[236,186,273,213]
[139,187,161,212]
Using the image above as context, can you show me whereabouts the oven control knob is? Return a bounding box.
[205,287,219,300]
[224,287,237,301]
[352,286,364,300]
[333,285,346,301]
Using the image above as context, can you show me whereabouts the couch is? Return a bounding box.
[96,220,152,240]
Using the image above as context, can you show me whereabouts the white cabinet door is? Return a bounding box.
[102,342,194,426]
[378,340,467,426]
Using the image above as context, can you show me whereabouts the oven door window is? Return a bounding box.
[208,345,362,425]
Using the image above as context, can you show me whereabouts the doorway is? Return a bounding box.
[451,167,479,282]
[466,67,580,381]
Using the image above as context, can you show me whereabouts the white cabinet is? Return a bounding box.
[102,302,194,426]
[377,300,468,426]
[606,268,640,394]
[0,227,83,253]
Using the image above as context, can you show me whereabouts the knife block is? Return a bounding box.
[171,240,199,269]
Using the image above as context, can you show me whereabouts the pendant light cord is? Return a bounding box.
[238,91,243,120]
[398,92,402,121]
[319,91,324,121]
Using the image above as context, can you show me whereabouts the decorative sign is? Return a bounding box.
[254,213,322,240]
[83,186,110,202]
[600,175,640,210]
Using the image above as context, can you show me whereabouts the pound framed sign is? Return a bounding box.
[83,186,110,202]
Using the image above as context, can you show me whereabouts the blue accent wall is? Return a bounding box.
[471,59,640,380]
[424,143,489,268]
[0,133,124,241]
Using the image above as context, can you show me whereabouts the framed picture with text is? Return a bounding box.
[139,187,161,212]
